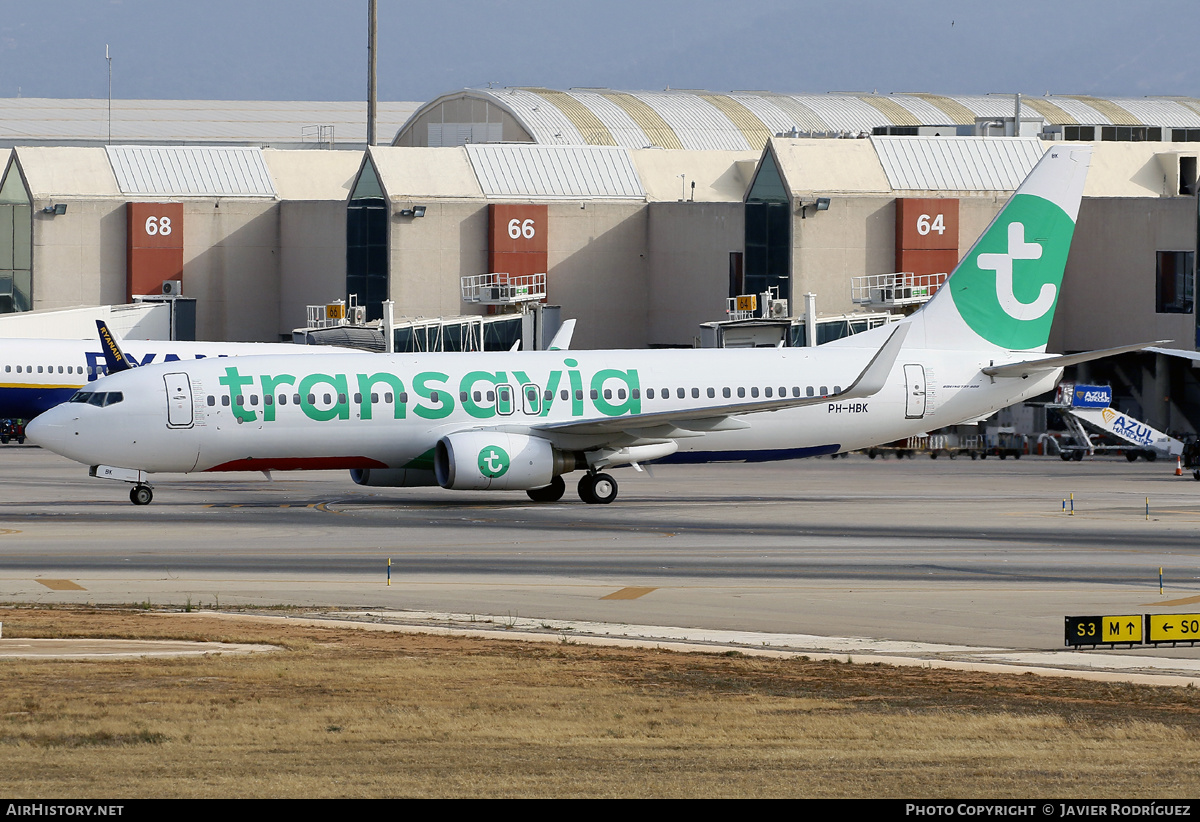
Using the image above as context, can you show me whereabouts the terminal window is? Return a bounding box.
[1156,251,1195,313]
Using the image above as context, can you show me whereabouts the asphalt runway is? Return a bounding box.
[3,445,1200,660]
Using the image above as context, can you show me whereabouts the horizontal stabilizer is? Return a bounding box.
[981,340,1169,379]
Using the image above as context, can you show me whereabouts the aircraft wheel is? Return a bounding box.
[577,473,596,503]
[130,485,153,506]
[527,475,566,503]
[588,473,618,505]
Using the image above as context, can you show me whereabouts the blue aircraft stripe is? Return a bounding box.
[658,444,840,464]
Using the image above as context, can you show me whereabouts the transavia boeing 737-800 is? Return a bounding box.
[28,145,1148,506]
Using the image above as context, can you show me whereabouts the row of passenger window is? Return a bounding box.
[206,392,402,407]
[203,383,841,410]
[4,364,86,375]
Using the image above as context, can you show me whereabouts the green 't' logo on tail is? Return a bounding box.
[949,193,1076,350]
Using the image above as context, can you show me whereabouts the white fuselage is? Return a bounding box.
[0,338,345,421]
[26,338,1059,475]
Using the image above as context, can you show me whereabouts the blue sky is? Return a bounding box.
[1,1,1196,102]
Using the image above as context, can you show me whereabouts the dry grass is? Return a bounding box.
[2,606,1200,798]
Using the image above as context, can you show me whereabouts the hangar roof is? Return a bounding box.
[872,136,1046,191]
[767,137,1199,199]
[107,146,276,197]
[0,98,419,150]
[262,150,361,201]
[398,88,1200,151]
[465,144,644,199]
[13,147,121,197]
[367,147,482,200]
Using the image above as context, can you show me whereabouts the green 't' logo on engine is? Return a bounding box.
[478,445,510,479]
[949,193,1075,350]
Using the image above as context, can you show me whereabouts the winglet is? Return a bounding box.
[95,320,137,374]
[839,323,909,399]
[547,319,576,351]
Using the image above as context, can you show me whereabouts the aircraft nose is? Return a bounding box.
[24,406,73,452]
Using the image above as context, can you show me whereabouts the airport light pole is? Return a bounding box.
[367,0,377,147]
[106,45,112,145]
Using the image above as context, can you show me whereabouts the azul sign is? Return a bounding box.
[1071,384,1111,409]
[1101,407,1155,446]
[216,358,642,424]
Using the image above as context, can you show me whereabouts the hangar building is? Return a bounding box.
[1,88,1197,432]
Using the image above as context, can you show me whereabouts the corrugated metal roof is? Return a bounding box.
[1062,95,1140,126]
[871,136,1044,191]
[633,92,751,150]
[597,92,684,149]
[789,94,892,133]
[465,144,644,199]
[857,95,922,127]
[405,88,1200,151]
[698,94,774,148]
[520,88,617,146]
[736,94,826,134]
[1117,97,1200,128]
[106,146,276,197]
[491,88,585,145]
[1022,97,1078,126]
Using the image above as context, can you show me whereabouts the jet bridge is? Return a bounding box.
[1051,383,1182,461]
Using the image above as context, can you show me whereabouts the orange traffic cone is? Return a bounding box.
[1177,457,1183,476]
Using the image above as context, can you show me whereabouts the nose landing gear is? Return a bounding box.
[129,485,154,506]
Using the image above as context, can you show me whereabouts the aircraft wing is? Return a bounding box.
[530,323,908,439]
[981,340,1169,379]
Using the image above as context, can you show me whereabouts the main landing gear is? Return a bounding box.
[577,471,618,505]
[129,484,154,506]
[526,475,566,503]
[524,471,618,504]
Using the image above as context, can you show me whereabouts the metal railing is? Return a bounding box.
[461,273,547,305]
[850,272,947,308]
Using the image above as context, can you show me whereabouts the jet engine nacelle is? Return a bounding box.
[349,468,437,487]
[434,431,575,491]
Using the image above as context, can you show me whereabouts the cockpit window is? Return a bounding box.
[71,391,123,407]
